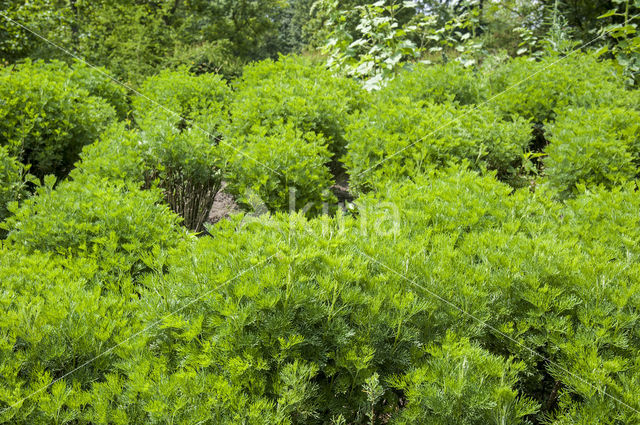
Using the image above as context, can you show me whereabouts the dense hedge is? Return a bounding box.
[353,167,640,424]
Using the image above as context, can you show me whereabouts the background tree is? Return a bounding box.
[0,0,289,82]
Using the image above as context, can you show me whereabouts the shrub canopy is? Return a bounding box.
[0,60,117,178]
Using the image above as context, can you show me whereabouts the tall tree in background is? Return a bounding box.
[264,0,316,55]
[1,0,637,83]
[0,0,71,63]
[0,0,289,81]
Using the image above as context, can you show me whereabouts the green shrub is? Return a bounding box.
[0,60,117,177]
[0,146,32,226]
[343,98,532,192]
[458,224,640,423]
[355,164,516,235]
[73,121,223,233]
[543,106,640,195]
[68,61,130,120]
[230,55,366,157]
[0,249,141,424]
[390,334,538,425]
[559,182,640,257]
[140,120,225,232]
[133,67,230,136]
[71,122,146,183]
[355,168,640,422]
[2,175,185,275]
[0,234,279,425]
[486,53,631,123]
[381,61,486,105]
[120,215,437,424]
[2,167,640,423]
[224,123,336,214]
[132,68,231,231]
[26,60,130,120]
[75,121,224,233]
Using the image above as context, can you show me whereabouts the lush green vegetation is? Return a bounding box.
[0,60,119,178]
[1,0,640,424]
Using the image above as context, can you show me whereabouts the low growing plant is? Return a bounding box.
[2,174,185,276]
[543,106,640,195]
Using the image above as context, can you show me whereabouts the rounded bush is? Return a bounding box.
[343,97,532,192]
[28,60,130,120]
[0,60,117,177]
[3,175,185,275]
[140,120,225,232]
[224,123,336,214]
[381,61,486,105]
[133,67,231,136]
[68,61,130,120]
[230,55,366,157]
[71,122,146,183]
[486,53,631,123]
[132,68,232,231]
